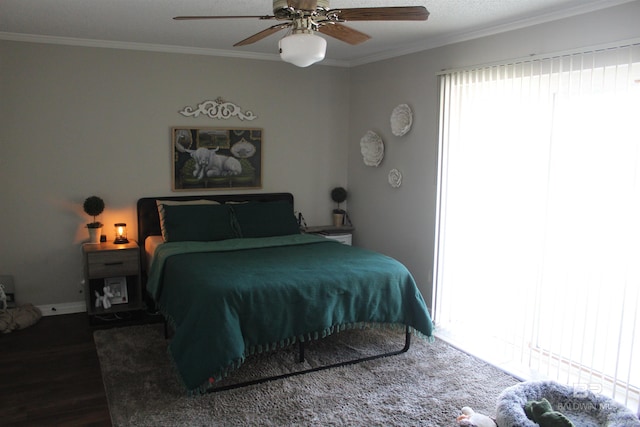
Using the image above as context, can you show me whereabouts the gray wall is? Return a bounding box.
[0,42,349,307]
[347,1,640,307]
[1,1,639,310]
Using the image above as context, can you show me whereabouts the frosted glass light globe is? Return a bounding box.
[279,33,327,67]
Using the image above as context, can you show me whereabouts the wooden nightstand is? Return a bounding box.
[82,241,143,318]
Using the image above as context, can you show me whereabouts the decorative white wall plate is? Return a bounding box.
[390,104,413,136]
[179,97,257,121]
[231,138,257,158]
[388,169,403,188]
[360,130,384,167]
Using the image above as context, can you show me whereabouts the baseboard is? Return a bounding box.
[37,301,86,316]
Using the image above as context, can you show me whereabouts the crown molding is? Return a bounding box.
[1,0,634,69]
[0,32,349,68]
[346,0,637,67]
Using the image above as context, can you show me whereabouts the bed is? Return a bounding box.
[137,193,434,394]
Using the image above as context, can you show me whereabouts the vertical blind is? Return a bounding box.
[434,42,640,413]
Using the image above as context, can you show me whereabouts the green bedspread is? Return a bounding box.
[146,234,434,393]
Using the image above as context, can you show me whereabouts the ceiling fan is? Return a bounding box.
[174,0,430,67]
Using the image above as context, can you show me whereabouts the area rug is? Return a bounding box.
[94,324,519,426]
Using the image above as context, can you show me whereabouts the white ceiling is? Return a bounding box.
[0,0,634,66]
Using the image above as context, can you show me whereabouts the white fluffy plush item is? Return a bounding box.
[0,304,42,334]
[456,407,498,427]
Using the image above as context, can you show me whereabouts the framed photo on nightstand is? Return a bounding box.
[104,276,129,305]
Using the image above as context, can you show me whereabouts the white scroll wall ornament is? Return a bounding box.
[179,97,257,121]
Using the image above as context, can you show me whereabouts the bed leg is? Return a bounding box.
[403,326,411,352]
[298,341,305,363]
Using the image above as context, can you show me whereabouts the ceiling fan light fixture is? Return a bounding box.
[278,31,327,67]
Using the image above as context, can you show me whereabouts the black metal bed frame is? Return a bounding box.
[163,321,412,393]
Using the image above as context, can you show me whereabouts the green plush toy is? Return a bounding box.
[524,398,575,427]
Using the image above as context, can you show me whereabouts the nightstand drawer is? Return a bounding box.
[87,250,139,278]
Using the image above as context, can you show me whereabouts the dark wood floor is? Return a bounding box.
[0,312,120,426]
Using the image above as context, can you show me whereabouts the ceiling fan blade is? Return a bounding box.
[328,6,429,22]
[233,23,290,46]
[287,0,318,10]
[319,23,371,45]
[173,15,275,21]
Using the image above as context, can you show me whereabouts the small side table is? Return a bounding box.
[82,241,143,318]
[304,225,354,246]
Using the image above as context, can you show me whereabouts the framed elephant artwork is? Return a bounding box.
[172,127,263,191]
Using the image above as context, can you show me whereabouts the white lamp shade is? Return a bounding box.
[279,32,327,67]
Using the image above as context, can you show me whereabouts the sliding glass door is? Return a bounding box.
[434,43,640,413]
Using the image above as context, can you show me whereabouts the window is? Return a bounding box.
[435,43,640,413]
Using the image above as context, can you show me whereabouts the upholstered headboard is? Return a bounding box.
[136,192,294,247]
